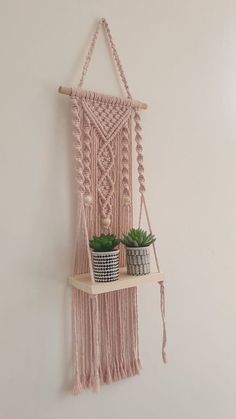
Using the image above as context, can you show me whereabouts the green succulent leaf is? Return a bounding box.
[89,234,120,252]
[121,228,156,247]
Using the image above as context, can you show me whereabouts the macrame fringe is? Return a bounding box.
[72,289,141,393]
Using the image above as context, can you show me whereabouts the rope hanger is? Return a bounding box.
[58,18,147,109]
[78,18,132,98]
[70,17,167,373]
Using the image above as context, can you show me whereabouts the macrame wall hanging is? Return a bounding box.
[59,18,167,394]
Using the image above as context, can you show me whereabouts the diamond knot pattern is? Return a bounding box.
[82,99,131,140]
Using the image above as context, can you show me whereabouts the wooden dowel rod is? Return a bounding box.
[58,86,72,96]
[58,86,148,110]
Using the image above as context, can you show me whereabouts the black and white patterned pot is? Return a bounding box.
[92,250,120,282]
[126,246,150,275]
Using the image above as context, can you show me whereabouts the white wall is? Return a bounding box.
[1,1,236,418]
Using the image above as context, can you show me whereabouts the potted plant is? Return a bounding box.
[121,228,156,275]
[89,234,120,282]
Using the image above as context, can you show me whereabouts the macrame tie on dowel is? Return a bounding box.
[69,18,166,394]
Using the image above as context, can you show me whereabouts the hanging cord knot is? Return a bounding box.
[83,113,92,203]
[121,124,131,204]
[72,97,85,194]
[134,110,146,194]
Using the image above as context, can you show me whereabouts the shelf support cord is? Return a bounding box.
[134,109,167,363]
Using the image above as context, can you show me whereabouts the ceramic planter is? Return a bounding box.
[92,250,120,282]
[125,246,150,275]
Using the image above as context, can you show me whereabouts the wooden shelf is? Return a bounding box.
[68,268,164,295]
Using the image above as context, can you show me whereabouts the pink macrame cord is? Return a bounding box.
[71,91,141,392]
[134,110,167,363]
[78,18,132,99]
[69,18,167,395]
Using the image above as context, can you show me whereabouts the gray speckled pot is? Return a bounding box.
[125,246,150,275]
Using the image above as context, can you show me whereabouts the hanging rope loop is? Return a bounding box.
[78,18,132,99]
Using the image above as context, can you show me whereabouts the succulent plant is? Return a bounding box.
[89,234,120,252]
[121,228,156,248]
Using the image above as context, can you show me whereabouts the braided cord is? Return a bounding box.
[121,124,130,199]
[78,18,131,99]
[71,97,85,194]
[134,110,145,194]
[133,110,166,363]
[78,20,101,89]
[102,19,132,98]
[71,95,95,282]
[83,113,92,198]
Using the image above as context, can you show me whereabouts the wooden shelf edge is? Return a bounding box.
[68,268,164,295]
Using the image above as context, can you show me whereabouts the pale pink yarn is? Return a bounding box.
[70,18,167,394]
